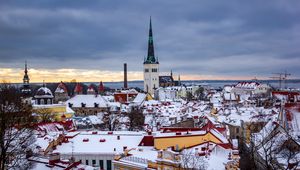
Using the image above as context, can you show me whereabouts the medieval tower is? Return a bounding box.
[143,18,159,95]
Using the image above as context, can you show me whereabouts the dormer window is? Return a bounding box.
[68,103,73,108]
[81,103,86,108]
[94,103,99,108]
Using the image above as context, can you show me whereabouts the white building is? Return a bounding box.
[54,131,144,170]
[154,87,177,101]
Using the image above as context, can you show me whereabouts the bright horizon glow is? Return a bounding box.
[0,68,276,83]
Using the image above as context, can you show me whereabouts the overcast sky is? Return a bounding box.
[0,0,300,82]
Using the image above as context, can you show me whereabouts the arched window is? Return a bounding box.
[40,99,44,105]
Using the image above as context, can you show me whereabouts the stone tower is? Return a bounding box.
[143,17,159,95]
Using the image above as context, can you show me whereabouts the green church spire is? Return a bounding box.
[144,17,159,64]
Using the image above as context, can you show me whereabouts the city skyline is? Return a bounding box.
[1,1,300,82]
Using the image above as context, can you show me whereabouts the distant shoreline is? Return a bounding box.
[4,79,300,84]
[4,79,300,90]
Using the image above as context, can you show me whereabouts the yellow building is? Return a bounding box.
[33,104,74,121]
[154,131,227,150]
[114,129,235,170]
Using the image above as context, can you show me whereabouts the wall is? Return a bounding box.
[144,63,159,95]
[154,132,222,150]
[33,105,68,121]
[71,107,108,116]
[60,153,114,170]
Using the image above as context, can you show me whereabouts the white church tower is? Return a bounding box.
[143,17,159,95]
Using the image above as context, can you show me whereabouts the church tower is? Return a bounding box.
[21,61,31,96]
[143,17,159,95]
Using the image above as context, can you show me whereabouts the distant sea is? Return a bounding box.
[89,79,300,90]
[11,79,300,90]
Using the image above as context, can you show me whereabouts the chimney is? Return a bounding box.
[124,63,128,89]
[49,153,60,165]
[123,146,127,151]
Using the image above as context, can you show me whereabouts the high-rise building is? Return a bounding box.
[143,17,159,95]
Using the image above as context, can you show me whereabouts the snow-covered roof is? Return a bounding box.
[126,146,158,162]
[102,95,115,102]
[55,131,144,154]
[66,94,108,108]
[35,86,54,98]
[29,156,95,170]
[235,82,260,90]
[55,82,68,94]
[132,93,147,104]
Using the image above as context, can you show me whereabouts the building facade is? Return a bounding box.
[54,81,69,103]
[34,84,54,105]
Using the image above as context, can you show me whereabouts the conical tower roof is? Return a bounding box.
[144,17,159,64]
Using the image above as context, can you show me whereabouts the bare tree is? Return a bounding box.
[180,149,207,170]
[34,108,55,123]
[146,113,169,131]
[246,122,300,170]
[127,106,144,131]
[195,87,205,100]
[102,111,122,131]
[186,91,193,101]
[274,136,300,170]
[0,84,36,170]
[246,124,280,170]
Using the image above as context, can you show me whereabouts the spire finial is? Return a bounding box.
[150,16,152,29]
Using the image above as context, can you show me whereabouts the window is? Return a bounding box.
[99,160,104,169]
[152,68,157,72]
[236,128,239,133]
[107,160,112,170]
[92,160,96,166]
[145,69,149,72]
[86,160,89,165]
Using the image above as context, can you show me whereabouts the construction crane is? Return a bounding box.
[283,70,291,89]
[270,71,291,89]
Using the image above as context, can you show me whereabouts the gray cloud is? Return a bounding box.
[0,0,300,78]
